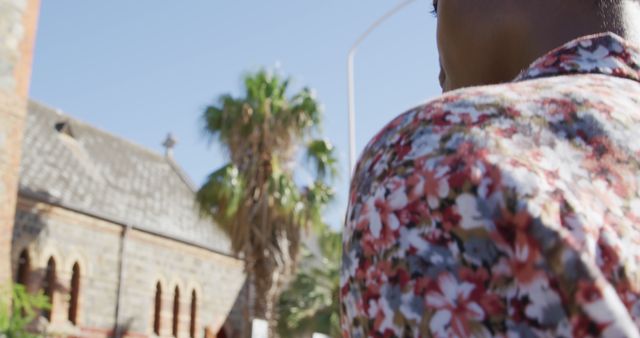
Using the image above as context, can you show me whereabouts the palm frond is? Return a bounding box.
[305,138,338,181]
[196,164,245,238]
[277,228,341,337]
[301,181,335,233]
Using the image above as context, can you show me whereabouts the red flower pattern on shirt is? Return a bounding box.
[341,33,640,337]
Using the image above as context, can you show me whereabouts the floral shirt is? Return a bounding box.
[341,33,640,338]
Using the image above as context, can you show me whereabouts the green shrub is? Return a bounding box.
[0,284,50,338]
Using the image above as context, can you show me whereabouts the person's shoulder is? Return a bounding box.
[348,80,557,227]
[351,83,528,195]
[358,82,522,164]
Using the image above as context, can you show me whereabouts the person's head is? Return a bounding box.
[435,0,640,91]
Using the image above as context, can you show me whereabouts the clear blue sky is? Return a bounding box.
[30,0,441,229]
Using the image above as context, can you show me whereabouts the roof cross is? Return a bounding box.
[162,133,177,157]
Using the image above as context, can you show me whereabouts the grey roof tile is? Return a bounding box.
[19,100,233,255]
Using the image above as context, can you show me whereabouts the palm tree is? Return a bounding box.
[277,227,341,338]
[197,69,337,332]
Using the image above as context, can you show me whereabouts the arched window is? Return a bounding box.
[68,263,80,325]
[172,287,180,337]
[15,249,30,287]
[42,257,56,321]
[154,282,162,335]
[215,327,227,338]
[189,290,197,338]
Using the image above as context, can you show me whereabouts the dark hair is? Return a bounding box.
[597,0,620,9]
[595,0,632,34]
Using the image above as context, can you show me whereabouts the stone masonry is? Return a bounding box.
[0,0,40,285]
[12,195,245,338]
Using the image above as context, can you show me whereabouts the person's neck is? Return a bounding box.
[620,0,640,45]
[499,2,640,82]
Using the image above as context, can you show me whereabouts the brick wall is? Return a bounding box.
[0,0,40,285]
[12,197,246,338]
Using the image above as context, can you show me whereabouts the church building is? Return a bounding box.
[10,100,247,338]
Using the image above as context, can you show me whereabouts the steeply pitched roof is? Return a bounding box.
[19,100,233,255]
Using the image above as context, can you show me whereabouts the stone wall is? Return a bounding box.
[12,196,246,338]
[0,0,40,285]
[120,224,246,337]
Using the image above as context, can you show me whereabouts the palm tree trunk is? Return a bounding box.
[252,258,270,319]
[266,271,284,338]
[244,269,252,338]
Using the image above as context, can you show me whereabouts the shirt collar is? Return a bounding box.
[514,32,640,83]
